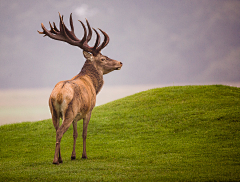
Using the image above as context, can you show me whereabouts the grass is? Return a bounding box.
[0,85,239,181]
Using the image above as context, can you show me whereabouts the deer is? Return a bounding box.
[38,13,122,164]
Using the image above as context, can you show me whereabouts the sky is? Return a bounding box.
[0,0,240,89]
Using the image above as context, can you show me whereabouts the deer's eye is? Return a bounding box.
[101,58,105,62]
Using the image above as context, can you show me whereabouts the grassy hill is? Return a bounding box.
[0,85,239,181]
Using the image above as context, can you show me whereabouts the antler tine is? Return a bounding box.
[49,22,57,34]
[85,19,92,43]
[53,22,59,32]
[37,28,44,35]
[78,20,88,44]
[38,23,49,35]
[96,28,110,52]
[69,13,74,33]
[58,13,65,35]
[92,28,101,49]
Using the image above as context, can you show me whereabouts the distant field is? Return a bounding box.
[0,83,239,125]
[0,85,239,181]
[0,84,171,125]
[0,88,51,125]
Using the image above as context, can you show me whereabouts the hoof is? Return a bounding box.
[53,161,59,165]
[82,155,87,159]
[59,159,63,163]
[71,156,76,160]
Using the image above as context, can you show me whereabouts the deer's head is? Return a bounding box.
[83,51,122,75]
[38,13,122,75]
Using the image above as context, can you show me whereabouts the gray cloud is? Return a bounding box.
[74,4,99,19]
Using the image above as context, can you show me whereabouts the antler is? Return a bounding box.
[38,13,109,56]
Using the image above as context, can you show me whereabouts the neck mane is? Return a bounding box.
[74,60,104,94]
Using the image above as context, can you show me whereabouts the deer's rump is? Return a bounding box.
[49,80,94,121]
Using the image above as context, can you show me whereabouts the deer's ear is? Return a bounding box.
[83,51,94,61]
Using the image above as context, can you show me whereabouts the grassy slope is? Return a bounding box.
[0,85,239,181]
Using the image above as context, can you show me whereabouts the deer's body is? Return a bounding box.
[50,59,103,125]
[38,13,122,164]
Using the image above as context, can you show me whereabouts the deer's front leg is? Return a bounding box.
[71,121,78,160]
[82,112,92,159]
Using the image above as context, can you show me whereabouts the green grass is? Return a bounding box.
[0,85,239,181]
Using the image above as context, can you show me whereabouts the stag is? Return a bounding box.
[38,13,122,164]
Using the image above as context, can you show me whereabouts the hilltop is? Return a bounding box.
[0,85,239,181]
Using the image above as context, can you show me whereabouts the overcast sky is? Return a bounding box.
[0,0,240,89]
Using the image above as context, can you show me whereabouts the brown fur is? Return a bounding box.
[49,53,122,164]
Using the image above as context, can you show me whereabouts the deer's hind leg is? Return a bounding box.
[53,117,73,164]
[50,100,63,164]
[52,115,63,164]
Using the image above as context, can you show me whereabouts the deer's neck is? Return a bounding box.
[76,60,104,94]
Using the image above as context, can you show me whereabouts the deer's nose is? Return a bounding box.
[120,62,123,66]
